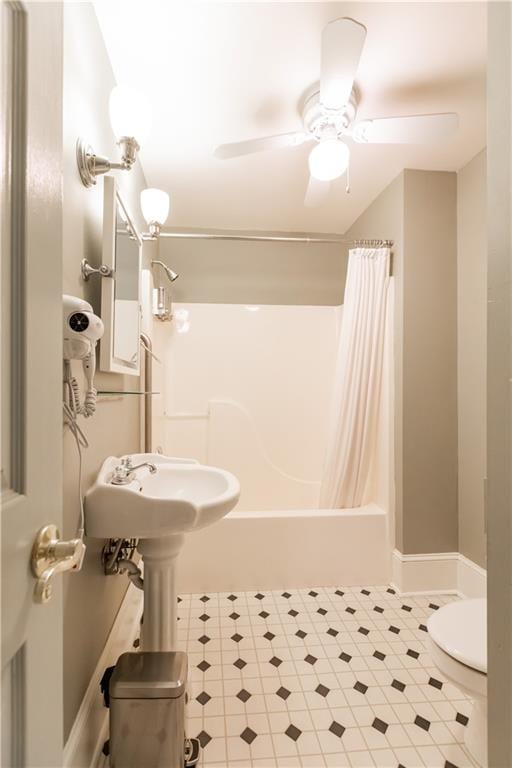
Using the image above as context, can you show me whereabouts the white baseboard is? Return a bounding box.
[457,554,487,599]
[391,549,486,598]
[63,583,143,768]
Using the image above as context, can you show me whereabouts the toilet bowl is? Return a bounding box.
[427,598,487,767]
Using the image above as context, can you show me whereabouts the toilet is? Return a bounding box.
[427,598,487,767]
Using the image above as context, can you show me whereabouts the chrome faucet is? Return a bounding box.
[111,456,157,485]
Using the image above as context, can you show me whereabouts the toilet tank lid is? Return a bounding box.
[427,598,487,673]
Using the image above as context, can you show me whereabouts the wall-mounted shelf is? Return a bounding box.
[97,391,160,396]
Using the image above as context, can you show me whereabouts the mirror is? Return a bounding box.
[99,176,142,375]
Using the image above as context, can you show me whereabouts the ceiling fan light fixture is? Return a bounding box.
[309,139,349,181]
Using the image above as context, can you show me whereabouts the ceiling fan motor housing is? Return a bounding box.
[302,90,358,142]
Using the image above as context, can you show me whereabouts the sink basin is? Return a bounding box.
[85,453,240,539]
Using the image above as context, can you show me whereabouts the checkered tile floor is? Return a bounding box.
[178,586,477,768]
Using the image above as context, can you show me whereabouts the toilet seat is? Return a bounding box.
[427,598,487,673]
[427,599,487,767]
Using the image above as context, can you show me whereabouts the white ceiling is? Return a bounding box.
[93,1,486,234]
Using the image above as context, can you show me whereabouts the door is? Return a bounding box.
[1,3,64,766]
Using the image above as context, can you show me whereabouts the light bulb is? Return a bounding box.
[109,85,151,142]
[140,188,170,226]
[308,139,349,181]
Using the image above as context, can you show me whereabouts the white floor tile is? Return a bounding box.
[174,586,468,768]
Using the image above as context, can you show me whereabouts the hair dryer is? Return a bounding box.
[63,294,104,418]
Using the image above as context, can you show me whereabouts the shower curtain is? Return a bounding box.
[319,246,391,509]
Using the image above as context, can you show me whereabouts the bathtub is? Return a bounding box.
[177,503,390,594]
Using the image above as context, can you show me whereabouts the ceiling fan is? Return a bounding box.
[214,17,459,205]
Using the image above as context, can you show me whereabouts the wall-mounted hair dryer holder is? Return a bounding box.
[81,258,115,282]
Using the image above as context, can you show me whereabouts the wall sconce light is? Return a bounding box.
[140,188,170,238]
[76,85,150,188]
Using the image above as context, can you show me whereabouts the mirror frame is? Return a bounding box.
[99,175,142,375]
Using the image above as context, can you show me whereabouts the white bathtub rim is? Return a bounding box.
[228,501,386,519]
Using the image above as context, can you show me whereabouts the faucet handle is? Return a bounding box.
[112,464,131,485]
[120,455,134,469]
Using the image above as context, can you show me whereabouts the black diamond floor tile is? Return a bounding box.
[233,658,247,669]
[197,730,211,748]
[361,589,371,596]
[346,606,356,615]
[315,684,329,697]
[295,629,307,639]
[304,654,317,665]
[372,717,388,734]
[456,712,469,726]
[327,628,339,637]
[317,607,328,615]
[199,614,210,622]
[228,594,238,601]
[354,681,368,694]
[358,626,369,635]
[335,590,344,597]
[276,686,291,700]
[419,623,428,632]
[259,610,270,619]
[240,727,257,745]
[402,604,412,612]
[339,652,352,663]
[288,609,299,617]
[264,631,276,641]
[373,650,386,661]
[200,595,210,602]
[282,592,292,599]
[386,587,396,594]
[237,688,251,703]
[196,691,211,706]
[329,721,345,738]
[229,612,240,620]
[373,606,384,613]
[285,724,302,741]
[389,625,400,634]
[391,679,406,692]
[269,656,282,667]
[414,714,431,732]
[429,677,443,690]
[254,593,265,600]
[407,648,420,659]
[231,633,243,643]
[429,603,440,610]
[308,590,318,597]
[197,660,211,672]
[198,635,210,645]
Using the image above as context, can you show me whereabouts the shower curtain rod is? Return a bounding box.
[147,232,393,247]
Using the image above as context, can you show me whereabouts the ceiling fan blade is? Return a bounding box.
[320,17,367,110]
[214,132,307,159]
[304,175,330,208]
[352,113,459,144]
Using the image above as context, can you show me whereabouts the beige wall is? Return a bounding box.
[402,170,458,554]
[62,4,148,741]
[157,231,348,306]
[345,170,459,556]
[457,151,486,568]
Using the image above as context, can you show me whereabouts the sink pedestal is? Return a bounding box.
[138,534,184,652]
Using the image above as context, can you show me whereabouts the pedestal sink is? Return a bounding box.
[85,453,240,651]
